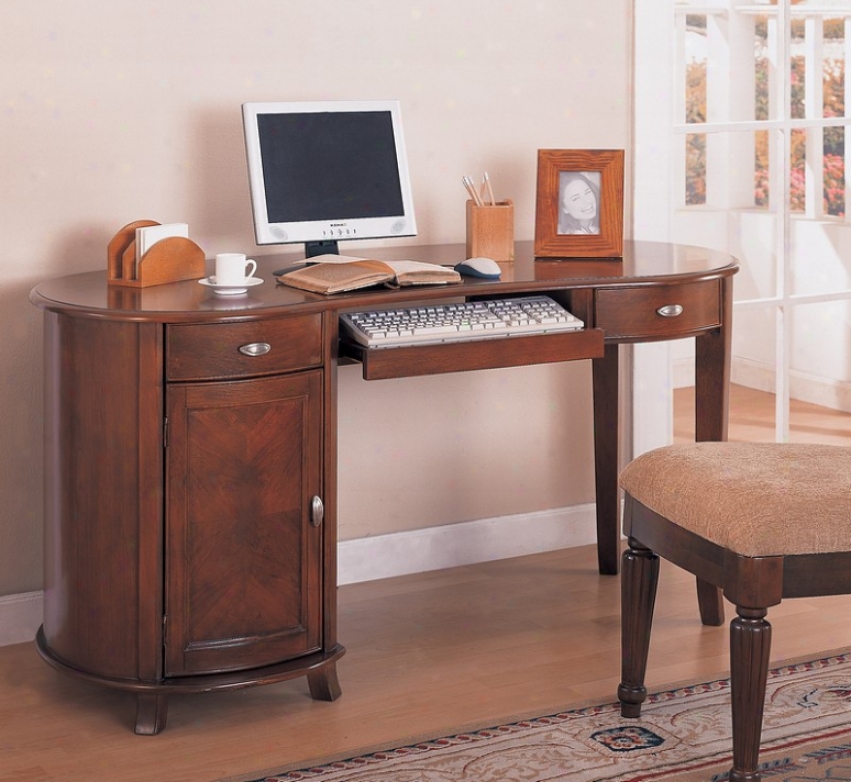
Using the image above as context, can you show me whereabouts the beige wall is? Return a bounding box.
[0,1,632,594]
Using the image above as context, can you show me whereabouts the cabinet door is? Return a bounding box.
[165,371,323,676]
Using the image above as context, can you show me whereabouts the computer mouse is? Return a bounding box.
[454,257,502,279]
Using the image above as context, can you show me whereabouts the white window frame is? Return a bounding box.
[633,0,851,453]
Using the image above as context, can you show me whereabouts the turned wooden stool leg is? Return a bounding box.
[135,692,168,735]
[618,537,659,718]
[728,606,772,782]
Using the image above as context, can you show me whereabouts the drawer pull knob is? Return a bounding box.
[310,496,324,528]
[656,304,684,318]
[238,342,271,357]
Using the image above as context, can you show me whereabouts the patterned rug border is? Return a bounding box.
[216,646,851,782]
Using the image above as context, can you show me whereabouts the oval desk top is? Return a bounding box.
[30,240,738,324]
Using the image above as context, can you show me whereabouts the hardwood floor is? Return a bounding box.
[4,544,851,782]
[3,383,851,781]
[675,382,851,445]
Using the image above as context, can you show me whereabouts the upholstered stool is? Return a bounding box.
[617,441,851,782]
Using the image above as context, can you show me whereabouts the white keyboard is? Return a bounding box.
[340,295,584,349]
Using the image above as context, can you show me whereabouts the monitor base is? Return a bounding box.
[305,240,339,258]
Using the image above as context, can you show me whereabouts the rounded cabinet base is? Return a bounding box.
[36,627,345,734]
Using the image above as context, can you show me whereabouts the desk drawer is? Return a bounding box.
[166,314,323,380]
[595,280,720,340]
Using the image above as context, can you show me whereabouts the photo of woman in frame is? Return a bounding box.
[534,149,623,258]
[558,170,601,235]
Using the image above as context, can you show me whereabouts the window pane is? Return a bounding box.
[791,20,806,120]
[712,130,767,209]
[755,129,770,208]
[755,13,772,120]
[790,127,807,213]
[790,209,851,297]
[675,127,781,300]
[659,2,851,451]
[823,16,846,120]
[787,125,847,221]
[686,133,707,205]
[685,14,707,124]
[824,126,845,217]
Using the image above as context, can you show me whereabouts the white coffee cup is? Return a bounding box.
[215,253,257,286]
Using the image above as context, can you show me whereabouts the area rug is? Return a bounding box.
[228,650,851,782]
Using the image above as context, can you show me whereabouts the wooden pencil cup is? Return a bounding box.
[466,199,514,261]
[107,220,206,288]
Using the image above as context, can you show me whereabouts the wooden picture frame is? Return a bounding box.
[534,149,624,258]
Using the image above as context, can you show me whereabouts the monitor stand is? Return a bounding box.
[305,240,339,258]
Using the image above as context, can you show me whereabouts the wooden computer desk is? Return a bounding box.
[29,239,738,733]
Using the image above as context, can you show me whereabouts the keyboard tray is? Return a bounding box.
[340,327,605,380]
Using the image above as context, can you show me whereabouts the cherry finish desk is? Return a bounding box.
[30,240,738,733]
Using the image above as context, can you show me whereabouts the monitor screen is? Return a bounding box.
[242,100,417,256]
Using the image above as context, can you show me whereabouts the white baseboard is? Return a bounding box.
[729,356,773,395]
[337,504,598,585]
[0,591,42,647]
[675,355,851,413]
[0,505,598,647]
[732,357,851,412]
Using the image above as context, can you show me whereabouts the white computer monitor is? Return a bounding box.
[242,99,417,257]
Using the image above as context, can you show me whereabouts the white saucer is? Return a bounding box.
[199,277,264,295]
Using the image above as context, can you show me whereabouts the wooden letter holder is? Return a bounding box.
[107,220,206,288]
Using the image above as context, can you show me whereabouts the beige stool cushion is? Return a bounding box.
[619,442,851,557]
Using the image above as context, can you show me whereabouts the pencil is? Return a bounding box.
[463,175,483,206]
[483,172,496,206]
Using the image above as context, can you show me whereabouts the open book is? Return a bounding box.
[276,255,462,295]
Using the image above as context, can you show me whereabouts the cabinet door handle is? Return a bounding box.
[238,342,272,357]
[656,304,684,318]
[310,496,324,527]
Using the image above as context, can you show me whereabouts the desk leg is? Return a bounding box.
[135,692,168,735]
[694,297,733,625]
[695,331,731,444]
[592,344,620,575]
[308,661,342,702]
